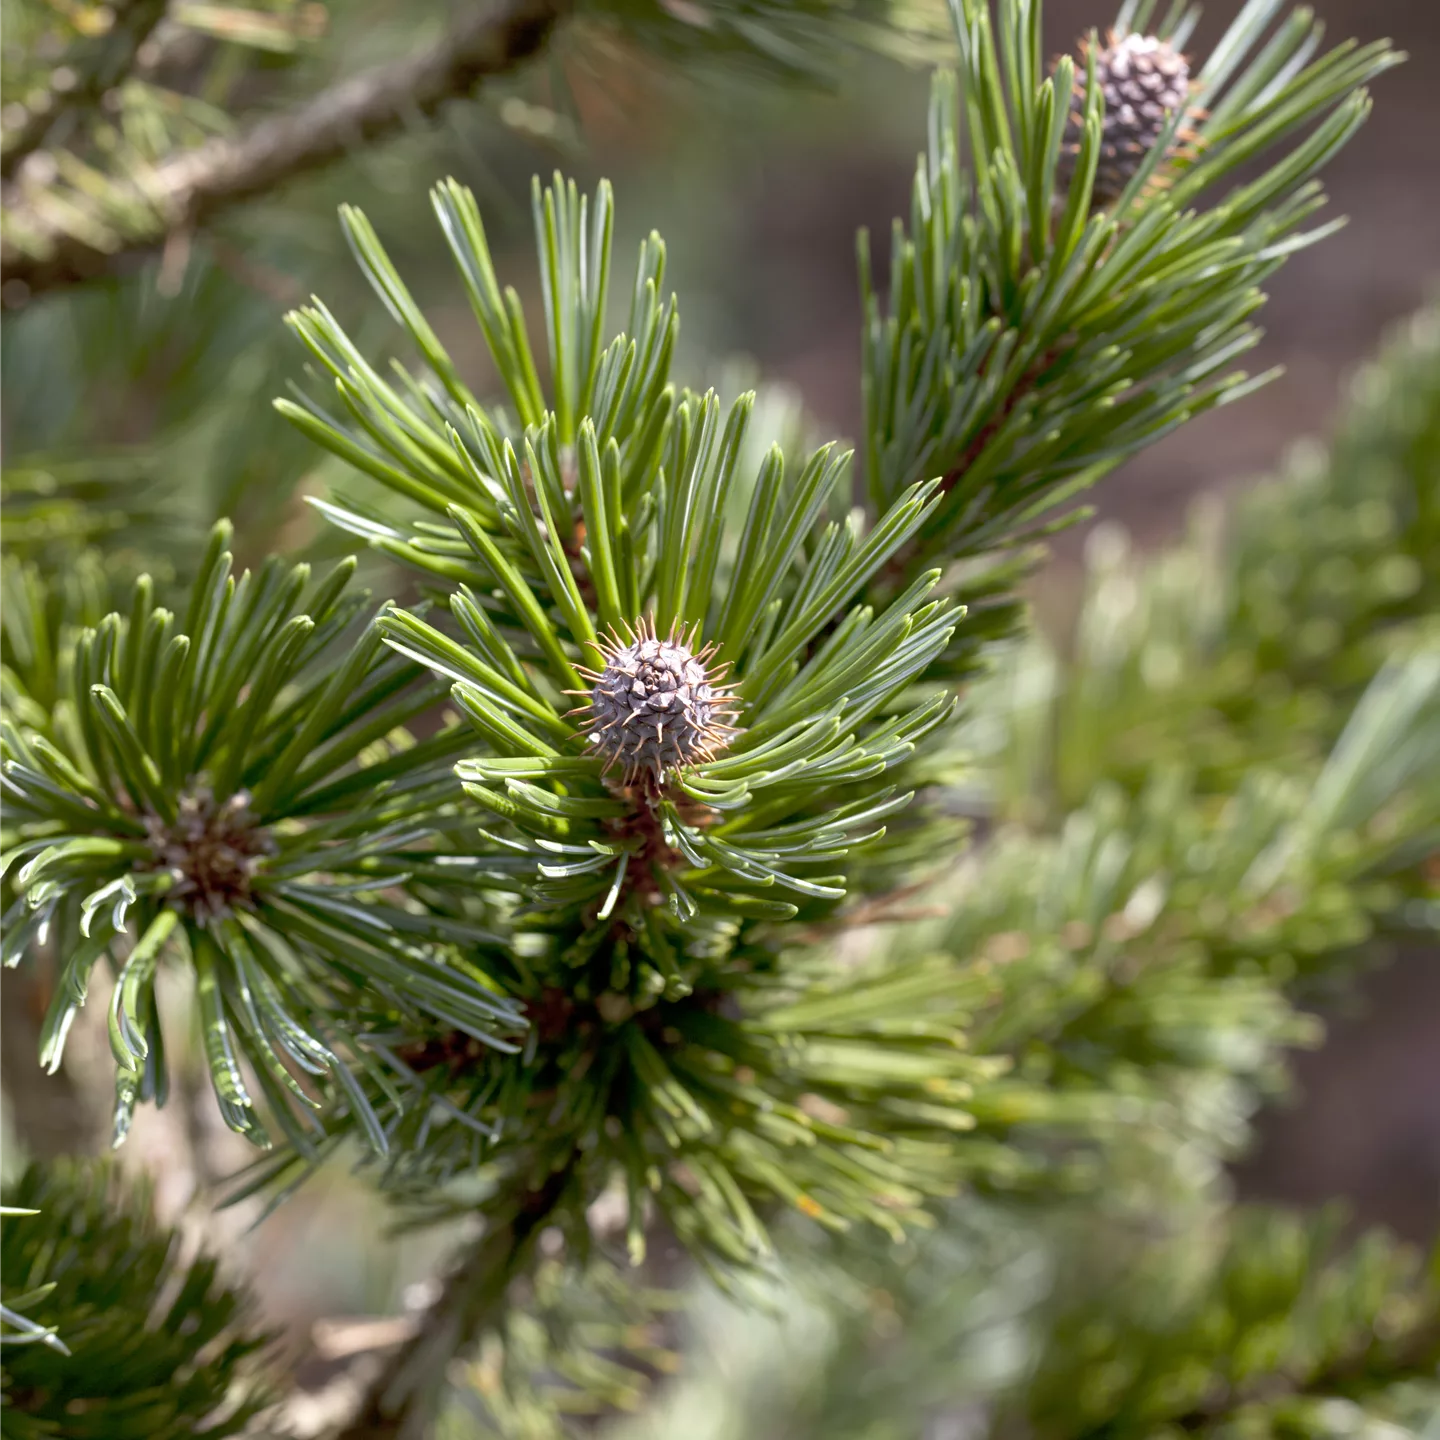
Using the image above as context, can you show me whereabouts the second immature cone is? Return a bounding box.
[1060,31,1193,207]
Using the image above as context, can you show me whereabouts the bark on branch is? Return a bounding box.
[329,1165,573,1440]
[1,0,566,300]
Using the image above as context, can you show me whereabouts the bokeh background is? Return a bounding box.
[2,0,1436,1346]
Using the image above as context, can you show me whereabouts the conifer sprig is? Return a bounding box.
[1,523,523,1151]
[971,300,1440,822]
[1022,1206,1440,1439]
[257,168,1015,1264]
[285,172,963,932]
[862,0,1401,672]
[0,1160,274,1440]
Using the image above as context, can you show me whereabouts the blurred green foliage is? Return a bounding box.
[0,1160,273,1440]
[974,302,1440,822]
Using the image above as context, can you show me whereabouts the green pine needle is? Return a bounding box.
[2,526,525,1151]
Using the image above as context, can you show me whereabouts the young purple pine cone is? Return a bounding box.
[575,619,739,786]
[1059,31,1193,207]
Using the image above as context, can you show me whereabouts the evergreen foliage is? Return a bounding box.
[0,1160,273,1439]
[857,0,1400,674]
[976,299,1440,820]
[1,528,522,1152]
[434,300,1440,1438]
[0,0,1433,1436]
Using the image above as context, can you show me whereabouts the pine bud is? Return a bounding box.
[144,787,274,922]
[1060,31,1192,207]
[576,619,739,786]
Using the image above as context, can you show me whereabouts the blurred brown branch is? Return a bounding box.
[328,1165,573,1440]
[0,0,566,301]
[254,1177,694,1440]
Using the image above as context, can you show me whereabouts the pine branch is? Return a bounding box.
[856,1,1402,670]
[334,1164,573,1440]
[0,0,168,184]
[0,0,566,298]
[2,524,525,1151]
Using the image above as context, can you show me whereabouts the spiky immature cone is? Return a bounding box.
[1060,31,1192,206]
[577,619,738,786]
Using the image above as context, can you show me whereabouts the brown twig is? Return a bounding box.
[1,0,567,300]
[329,1162,574,1440]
